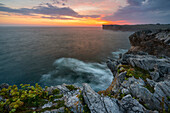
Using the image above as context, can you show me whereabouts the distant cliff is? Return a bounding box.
[127,29,170,57]
[103,24,170,31]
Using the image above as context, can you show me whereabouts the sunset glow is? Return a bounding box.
[0,13,130,26]
[0,0,169,26]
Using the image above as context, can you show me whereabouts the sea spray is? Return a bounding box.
[39,58,113,91]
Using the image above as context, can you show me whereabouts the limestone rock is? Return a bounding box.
[128,29,170,57]
[119,95,146,113]
[42,107,65,113]
[82,83,121,113]
[122,54,170,81]
[0,83,9,90]
[106,60,118,77]
[117,72,127,83]
[146,78,156,87]
[64,89,83,113]
[42,102,53,109]
[152,80,170,110]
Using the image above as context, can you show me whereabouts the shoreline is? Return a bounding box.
[103,24,170,31]
[0,29,170,113]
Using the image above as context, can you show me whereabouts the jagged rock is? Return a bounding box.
[42,102,53,109]
[117,72,127,83]
[64,89,83,113]
[150,71,160,81]
[121,88,130,95]
[129,83,153,103]
[126,79,170,111]
[0,83,9,90]
[128,29,170,57]
[119,94,146,113]
[146,78,156,87]
[122,77,145,88]
[152,80,170,110]
[122,54,170,81]
[46,84,70,95]
[42,107,65,113]
[102,97,122,113]
[82,83,121,113]
[119,95,159,113]
[106,60,118,76]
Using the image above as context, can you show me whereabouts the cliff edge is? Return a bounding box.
[0,30,170,113]
[127,29,170,57]
[103,24,170,31]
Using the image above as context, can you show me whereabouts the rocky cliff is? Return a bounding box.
[127,29,170,57]
[103,24,170,31]
[0,30,170,113]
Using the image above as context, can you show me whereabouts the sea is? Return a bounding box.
[0,27,133,91]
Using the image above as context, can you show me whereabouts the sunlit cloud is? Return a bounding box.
[0,0,169,26]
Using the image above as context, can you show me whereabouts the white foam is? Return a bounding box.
[112,49,128,59]
[39,58,113,91]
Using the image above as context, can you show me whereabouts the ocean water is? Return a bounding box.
[0,27,132,91]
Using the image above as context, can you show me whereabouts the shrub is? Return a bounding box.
[0,83,63,113]
[66,85,78,91]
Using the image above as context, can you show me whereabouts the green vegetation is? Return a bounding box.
[52,88,60,94]
[144,83,155,93]
[126,67,151,81]
[64,107,72,113]
[118,93,125,100]
[117,64,152,84]
[118,65,151,81]
[66,85,78,91]
[118,65,155,94]
[0,84,64,113]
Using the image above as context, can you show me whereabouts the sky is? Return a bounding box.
[0,0,169,26]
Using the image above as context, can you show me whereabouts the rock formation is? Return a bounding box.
[0,29,169,113]
[103,24,170,31]
[42,29,170,113]
[128,29,170,57]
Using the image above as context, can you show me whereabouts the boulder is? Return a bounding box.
[82,83,121,113]
[0,83,9,90]
[119,95,146,113]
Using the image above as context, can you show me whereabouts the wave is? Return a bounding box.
[111,49,128,59]
[39,58,113,91]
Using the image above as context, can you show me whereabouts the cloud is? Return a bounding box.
[127,0,145,6]
[0,3,4,6]
[0,3,100,19]
[41,16,75,20]
[103,0,170,24]
[50,0,68,6]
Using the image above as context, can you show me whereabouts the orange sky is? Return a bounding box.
[0,0,131,26]
[0,14,130,26]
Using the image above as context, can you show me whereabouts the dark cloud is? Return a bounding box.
[103,0,170,24]
[51,0,67,5]
[0,3,4,6]
[127,0,145,6]
[0,3,100,19]
[32,3,78,16]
